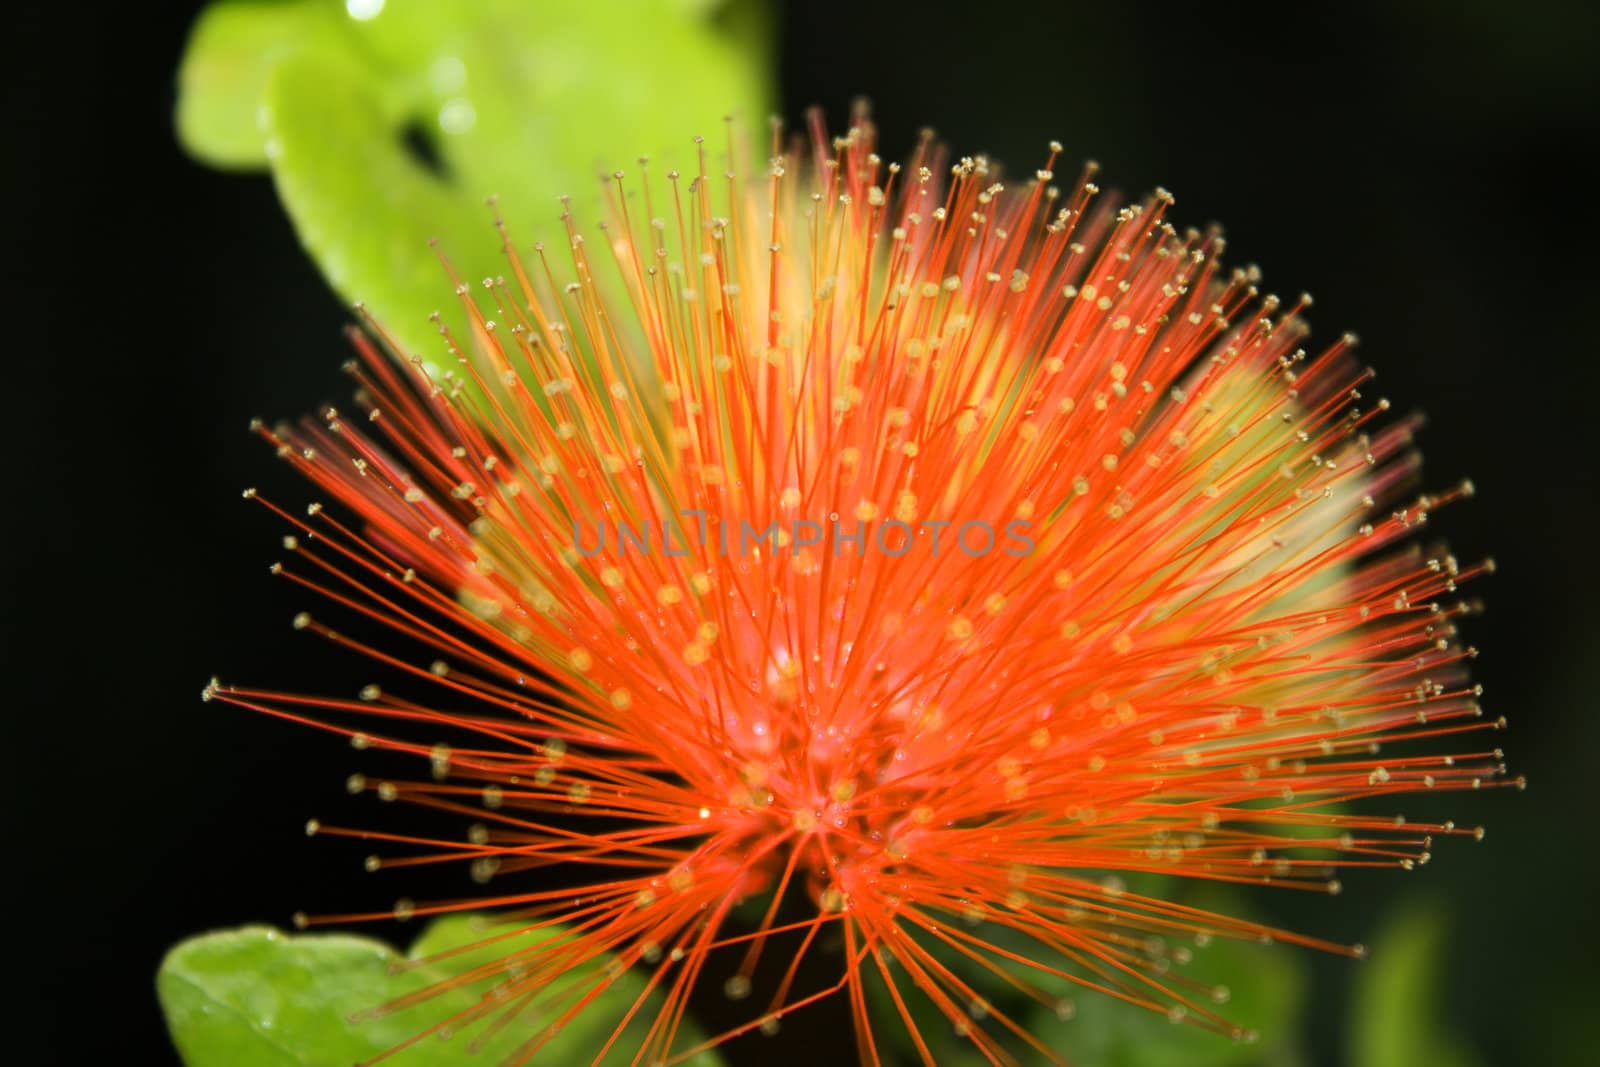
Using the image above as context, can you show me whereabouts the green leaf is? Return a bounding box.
[175,1,388,170]
[1349,899,1482,1067]
[157,916,729,1066]
[864,887,1308,1067]
[177,0,773,363]
[1032,927,1308,1067]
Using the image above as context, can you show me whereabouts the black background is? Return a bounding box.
[4,1,1597,1064]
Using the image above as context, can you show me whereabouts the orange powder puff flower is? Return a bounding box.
[208,110,1514,1065]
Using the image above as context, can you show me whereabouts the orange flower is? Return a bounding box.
[208,110,1514,1065]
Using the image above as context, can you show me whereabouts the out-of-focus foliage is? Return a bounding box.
[156,915,729,1066]
[1349,899,1484,1067]
[865,886,1309,1067]
[176,0,773,364]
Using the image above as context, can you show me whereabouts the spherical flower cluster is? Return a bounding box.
[208,111,1511,1065]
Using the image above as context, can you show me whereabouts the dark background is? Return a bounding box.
[4,1,1596,1064]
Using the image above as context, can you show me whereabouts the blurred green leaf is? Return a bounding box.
[177,0,773,362]
[865,887,1307,1067]
[1026,902,1307,1067]
[157,916,728,1066]
[1040,941,1306,1067]
[175,1,378,170]
[1349,899,1482,1067]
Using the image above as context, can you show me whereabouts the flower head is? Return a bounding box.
[210,110,1513,1064]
